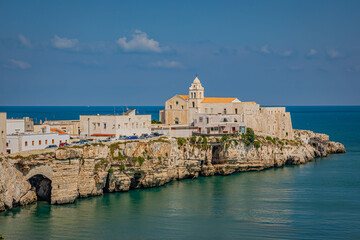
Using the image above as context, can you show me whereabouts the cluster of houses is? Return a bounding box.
[0,76,294,155]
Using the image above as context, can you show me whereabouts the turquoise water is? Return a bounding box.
[0,106,360,239]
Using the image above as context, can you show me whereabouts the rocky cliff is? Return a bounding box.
[0,129,345,212]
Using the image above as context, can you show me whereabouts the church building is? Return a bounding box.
[159,76,294,140]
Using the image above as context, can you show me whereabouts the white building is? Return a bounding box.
[7,117,34,134]
[6,132,70,154]
[80,109,151,138]
[193,113,246,135]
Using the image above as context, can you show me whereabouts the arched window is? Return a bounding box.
[194,93,196,98]
[175,118,179,124]
[170,105,172,109]
[192,102,195,107]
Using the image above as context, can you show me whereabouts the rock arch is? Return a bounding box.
[25,165,53,203]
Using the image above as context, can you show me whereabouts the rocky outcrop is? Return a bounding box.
[0,129,345,212]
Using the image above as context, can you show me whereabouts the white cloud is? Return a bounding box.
[117,30,162,53]
[260,45,271,54]
[326,48,340,59]
[306,49,317,57]
[18,34,31,47]
[152,60,183,68]
[4,59,31,69]
[51,35,79,49]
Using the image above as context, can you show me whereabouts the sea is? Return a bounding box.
[0,106,359,240]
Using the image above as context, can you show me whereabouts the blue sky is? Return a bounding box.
[0,0,359,106]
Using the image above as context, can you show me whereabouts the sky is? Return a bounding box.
[0,0,360,106]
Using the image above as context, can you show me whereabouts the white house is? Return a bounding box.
[80,109,151,138]
[6,132,70,154]
[193,113,246,135]
[7,117,34,134]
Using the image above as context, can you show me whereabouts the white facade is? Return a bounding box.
[6,133,70,154]
[193,113,246,135]
[7,119,25,134]
[80,109,151,138]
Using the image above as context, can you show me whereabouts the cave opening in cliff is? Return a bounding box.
[211,145,223,164]
[103,173,110,193]
[28,175,52,203]
[130,172,142,189]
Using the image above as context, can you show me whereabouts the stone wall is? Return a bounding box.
[0,130,345,212]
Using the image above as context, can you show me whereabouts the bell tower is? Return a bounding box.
[188,75,204,124]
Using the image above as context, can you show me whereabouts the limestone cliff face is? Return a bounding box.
[0,129,345,212]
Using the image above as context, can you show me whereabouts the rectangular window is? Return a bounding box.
[32,141,34,146]
[103,123,107,129]
[60,140,62,144]
[199,117,203,122]
[45,140,47,144]
[235,108,238,114]
[25,141,28,146]
[52,139,54,144]
[224,108,227,114]
[65,140,68,143]
[39,140,41,145]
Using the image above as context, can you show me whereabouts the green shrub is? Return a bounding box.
[177,137,187,147]
[151,119,162,124]
[202,136,207,144]
[109,168,114,174]
[133,156,145,166]
[266,136,272,141]
[234,140,238,146]
[190,136,197,144]
[220,135,230,142]
[254,141,260,148]
[158,156,162,161]
[119,164,125,171]
[242,128,255,146]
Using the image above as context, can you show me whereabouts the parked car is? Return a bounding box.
[151,132,163,137]
[59,142,70,147]
[119,135,127,140]
[102,139,111,142]
[45,145,58,149]
[127,136,139,140]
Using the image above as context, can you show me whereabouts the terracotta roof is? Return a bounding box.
[91,134,115,137]
[178,95,189,100]
[201,97,238,103]
[50,128,67,135]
